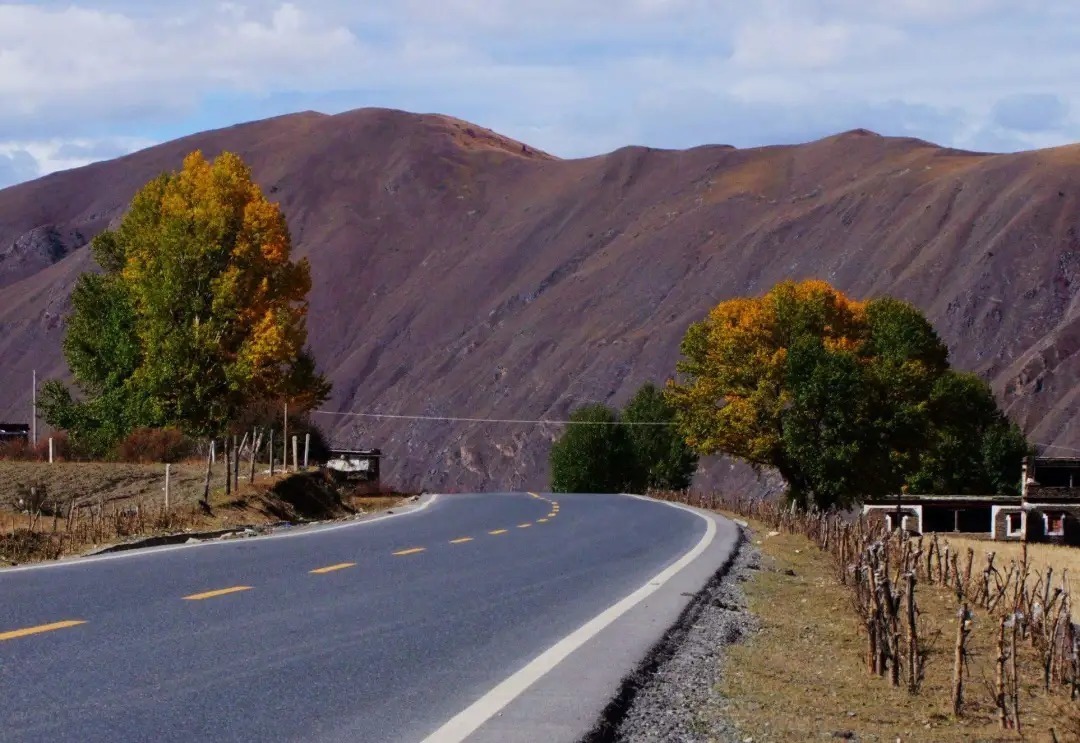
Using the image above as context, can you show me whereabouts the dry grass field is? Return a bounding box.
[0,460,234,512]
[0,461,406,565]
[937,535,1080,617]
[716,522,1079,742]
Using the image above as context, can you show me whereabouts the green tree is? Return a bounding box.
[41,151,330,455]
[622,383,698,492]
[780,337,878,508]
[906,371,1029,495]
[667,279,1027,508]
[550,404,635,493]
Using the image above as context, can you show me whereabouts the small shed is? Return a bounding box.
[1021,456,1080,545]
[325,448,382,487]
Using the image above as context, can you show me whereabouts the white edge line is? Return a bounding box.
[419,494,717,743]
[0,494,442,574]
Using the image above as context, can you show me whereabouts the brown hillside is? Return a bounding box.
[2,109,1079,490]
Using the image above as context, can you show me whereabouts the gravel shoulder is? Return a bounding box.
[594,527,761,742]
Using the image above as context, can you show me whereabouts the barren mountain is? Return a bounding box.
[2,108,1080,491]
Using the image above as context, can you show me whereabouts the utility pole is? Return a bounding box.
[31,369,37,445]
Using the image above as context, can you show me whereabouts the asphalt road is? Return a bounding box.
[0,492,737,742]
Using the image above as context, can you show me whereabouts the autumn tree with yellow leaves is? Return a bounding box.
[41,151,329,455]
[667,280,1027,508]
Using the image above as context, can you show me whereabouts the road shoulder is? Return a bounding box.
[463,502,741,743]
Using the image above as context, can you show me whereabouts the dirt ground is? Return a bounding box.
[716,520,1079,743]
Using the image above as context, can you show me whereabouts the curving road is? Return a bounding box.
[0,492,738,743]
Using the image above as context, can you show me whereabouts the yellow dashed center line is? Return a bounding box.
[536,518,548,523]
[489,529,508,535]
[393,547,426,556]
[450,537,474,544]
[547,512,557,517]
[309,562,356,574]
[183,586,252,601]
[0,620,87,642]
[518,523,532,529]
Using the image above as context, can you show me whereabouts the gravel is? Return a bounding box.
[587,528,761,743]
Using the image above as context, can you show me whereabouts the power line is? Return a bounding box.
[313,413,1080,450]
[1033,442,1080,455]
[310,410,674,426]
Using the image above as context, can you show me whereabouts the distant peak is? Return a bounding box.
[838,128,882,139]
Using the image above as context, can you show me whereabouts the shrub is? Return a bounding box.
[0,432,75,461]
[549,404,635,493]
[114,427,193,463]
[0,438,32,461]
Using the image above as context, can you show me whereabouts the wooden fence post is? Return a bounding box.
[202,439,213,506]
[233,434,240,492]
[224,439,232,497]
[249,429,261,485]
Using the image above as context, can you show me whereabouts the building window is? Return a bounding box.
[1006,512,1023,537]
[1045,513,1066,537]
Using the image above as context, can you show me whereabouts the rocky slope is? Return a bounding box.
[2,109,1079,490]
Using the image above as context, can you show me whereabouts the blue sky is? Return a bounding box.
[0,0,1078,188]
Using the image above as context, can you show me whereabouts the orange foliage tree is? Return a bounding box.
[667,280,1026,507]
[41,151,330,451]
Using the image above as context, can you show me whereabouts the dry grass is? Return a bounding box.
[938,535,1080,616]
[716,519,1077,743]
[0,460,235,511]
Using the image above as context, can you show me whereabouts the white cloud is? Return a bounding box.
[0,0,1079,186]
[731,17,904,71]
[0,3,365,125]
[0,137,157,187]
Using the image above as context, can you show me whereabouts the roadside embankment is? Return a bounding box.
[0,465,408,565]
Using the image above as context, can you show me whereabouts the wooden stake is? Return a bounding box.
[952,603,971,717]
[963,547,974,593]
[249,429,261,485]
[202,439,213,506]
[996,615,1010,729]
[1011,613,1022,734]
[907,572,920,692]
[224,439,232,497]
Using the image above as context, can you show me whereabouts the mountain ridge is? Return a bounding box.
[2,107,1080,489]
